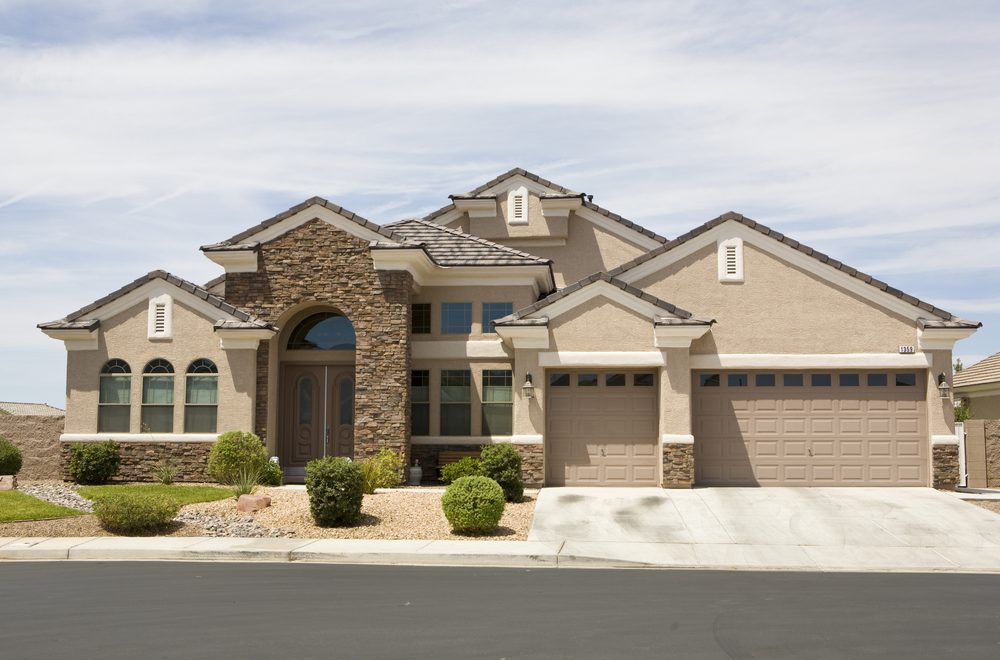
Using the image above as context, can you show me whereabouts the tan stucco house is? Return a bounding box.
[955,352,1000,419]
[40,168,981,488]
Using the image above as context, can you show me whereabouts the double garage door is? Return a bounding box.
[694,370,927,486]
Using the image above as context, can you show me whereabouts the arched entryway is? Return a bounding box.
[278,309,356,480]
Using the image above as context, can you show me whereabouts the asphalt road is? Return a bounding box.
[2,563,999,659]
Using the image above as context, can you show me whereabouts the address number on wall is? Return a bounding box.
[899,345,916,354]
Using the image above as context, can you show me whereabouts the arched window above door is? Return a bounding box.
[287,312,356,350]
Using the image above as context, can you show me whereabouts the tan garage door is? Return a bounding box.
[547,370,659,486]
[694,371,927,486]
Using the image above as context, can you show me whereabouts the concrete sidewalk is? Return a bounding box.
[4,535,1000,572]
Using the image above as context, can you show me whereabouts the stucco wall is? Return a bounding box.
[63,299,257,435]
[0,415,64,480]
[633,242,918,354]
[548,297,653,352]
[970,394,1000,419]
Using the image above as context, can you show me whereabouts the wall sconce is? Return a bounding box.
[937,372,951,399]
[522,373,535,399]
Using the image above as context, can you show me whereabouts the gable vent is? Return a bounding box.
[153,304,167,332]
[147,294,174,339]
[507,186,529,226]
[717,238,744,283]
[724,245,738,276]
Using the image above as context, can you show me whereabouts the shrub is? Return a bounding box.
[0,436,23,476]
[93,493,180,535]
[479,443,523,502]
[305,457,364,527]
[261,459,283,487]
[68,441,121,485]
[441,476,505,534]
[359,448,404,494]
[207,431,269,485]
[153,460,176,485]
[229,465,260,498]
[440,456,482,485]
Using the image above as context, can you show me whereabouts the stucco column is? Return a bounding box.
[659,348,694,488]
[927,349,959,489]
[511,348,544,487]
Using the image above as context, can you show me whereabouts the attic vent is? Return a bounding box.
[147,294,174,340]
[507,186,529,226]
[717,238,744,283]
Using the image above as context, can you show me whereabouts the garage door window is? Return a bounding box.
[700,374,720,387]
[577,373,599,387]
[728,374,749,387]
[549,373,570,387]
[868,373,888,387]
[811,374,832,387]
[783,374,804,386]
[839,373,860,386]
[634,373,655,386]
[482,369,513,435]
[605,373,626,386]
[755,374,776,387]
[896,373,916,387]
[440,370,471,435]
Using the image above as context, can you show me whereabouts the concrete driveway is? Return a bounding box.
[528,487,1000,570]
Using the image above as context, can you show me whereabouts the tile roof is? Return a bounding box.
[38,271,274,330]
[608,211,965,321]
[0,401,65,416]
[386,219,552,267]
[919,318,982,330]
[495,272,712,325]
[954,352,1000,389]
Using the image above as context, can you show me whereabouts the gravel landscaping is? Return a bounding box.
[971,501,1000,516]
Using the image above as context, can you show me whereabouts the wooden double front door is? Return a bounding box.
[280,365,355,470]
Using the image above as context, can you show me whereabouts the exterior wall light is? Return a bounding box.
[937,372,951,399]
[522,373,535,399]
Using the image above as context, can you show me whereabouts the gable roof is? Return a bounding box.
[0,401,65,416]
[609,211,964,322]
[495,272,712,326]
[38,270,273,330]
[387,219,551,267]
[955,352,1000,389]
[423,167,669,244]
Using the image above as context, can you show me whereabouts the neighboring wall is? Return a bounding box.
[0,415,64,480]
[965,419,1000,488]
[970,394,1000,419]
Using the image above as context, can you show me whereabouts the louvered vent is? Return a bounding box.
[507,186,529,225]
[725,245,738,276]
[718,238,744,282]
[148,294,173,339]
[153,303,167,333]
[512,195,524,221]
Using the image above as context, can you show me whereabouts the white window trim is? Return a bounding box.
[717,237,744,283]
[147,294,173,340]
[506,186,529,226]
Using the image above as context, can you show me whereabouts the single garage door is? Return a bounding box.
[694,370,927,486]
[547,370,659,486]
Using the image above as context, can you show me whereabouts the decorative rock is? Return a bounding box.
[237,494,272,512]
[0,475,16,490]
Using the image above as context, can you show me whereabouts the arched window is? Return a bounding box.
[141,359,174,433]
[287,312,356,350]
[98,359,131,433]
[185,359,219,433]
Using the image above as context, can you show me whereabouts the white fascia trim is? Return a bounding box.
[574,205,664,250]
[917,327,979,351]
[661,434,694,445]
[501,237,568,248]
[955,384,1000,398]
[421,266,553,297]
[931,434,961,446]
[215,327,276,350]
[654,325,711,348]
[410,435,542,446]
[618,221,935,322]
[493,325,550,349]
[539,351,666,367]
[61,433,219,443]
[453,198,497,219]
[532,280,679,323]
[87,279,244,326]
[478,173,561,197]
[40,327,99,351]
[243,204,391,245]
[539,196,582,219]
[411,340,509,360]
[689,353,934,369]
[370,248,437,286]
[203,249,258,273]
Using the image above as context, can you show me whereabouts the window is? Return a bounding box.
[549,373,570,387]
[287,312,355,350]
[411,303,431,334]
[812,374,832,387]
[783,374,804,387]
[147,294,173,339]
[339,378,354,425]
[141,359,174,433]
[441,303,472,335]
[577,373,599,387]
[507,186,529,225]
[184,359,218,433]
[440,370,471,435]
[410,370,430,436]
[756,374,776,387]
[717,237,744,283]
[868,373,889,387]
[482,370,513,435]
[839,373,860,387]
[700,374,720,387]
[605,373,626,387]
[633,373,655,387]
[896,373,917,387]
[728,374,749,387]
[482,302,513,334]
[98,359,131,433]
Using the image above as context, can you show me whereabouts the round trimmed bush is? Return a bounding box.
[207,431,270,485]
[68,440,121,485]
[479,443,523,502]
[441,476,505,534]
[0,436,23,476]
[440,456,482,485]
[305,457,364,527]
[93,493,180,535]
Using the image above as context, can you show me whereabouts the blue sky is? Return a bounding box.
[1,0,998,407]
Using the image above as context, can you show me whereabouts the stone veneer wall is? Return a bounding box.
[986,420,1000,488]
[932,444,959,490]
[60,442,212,483]
[223,219,413,465]
[410,443,544,488]
[662,442,694,488]
[0,415,64,480]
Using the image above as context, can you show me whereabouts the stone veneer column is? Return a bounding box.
[659,348,694,488]
[223,219,412,466]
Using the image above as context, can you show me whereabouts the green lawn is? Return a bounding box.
[77,484,232,506]
[0,491,86,522]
